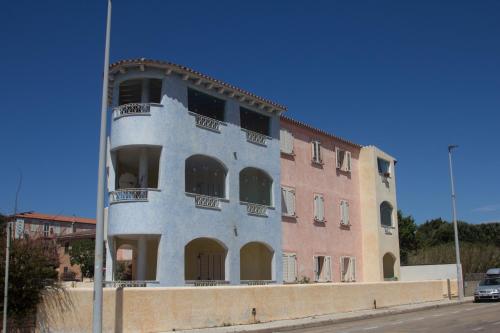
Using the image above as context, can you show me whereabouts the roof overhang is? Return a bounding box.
[108,58,287,114]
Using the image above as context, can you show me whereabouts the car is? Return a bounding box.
[474,277,500,302]
[486,268,500,277]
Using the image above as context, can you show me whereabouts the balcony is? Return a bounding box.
[245,202,268,217]
[113,103,151,119]
[189,112,223,132]
[185,280,230,287]
[194,194,221,210]
[243,129,268,146]
[109,189,148,204]
[241,280,275,285]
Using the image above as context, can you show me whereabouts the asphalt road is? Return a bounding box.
[280,301,500,333]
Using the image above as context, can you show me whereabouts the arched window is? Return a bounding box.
[185,238,227,281]
[240,242,273,281]
[239,168,272,206]
[380,201,393,227]
[185,155,227,198]
[383,252,396,280]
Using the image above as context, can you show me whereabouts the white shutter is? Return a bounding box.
[280,129,294,154]
[351,257,356,282]
[317,142,322,163]
[318,195,325,221]
[313,195,319,220]
[336,148,343,169]
[340,201,350,225]
[325,256,332,282]
[287,131,294,154]
[282,254,289,282]
[281,187,288,215]
[288,189,296,216]
[290,255,297,282]
[346,151,352,172]
[345,201,350,225]
[311,141,316,162]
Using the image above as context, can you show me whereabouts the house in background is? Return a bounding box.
[13,212,96,281]
[104,58,401,286]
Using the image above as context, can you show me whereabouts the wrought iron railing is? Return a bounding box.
[192,113,222,132]
[244,129,267,146]
[194,194,221,209]
[104,280,159,288]
[241,280,276,285]
[246,203,268,216]
[109,189,148,203]
[113,103,151,118]
[185,280,230,287]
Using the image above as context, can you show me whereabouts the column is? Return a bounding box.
[137,236,147,280]
[141,79,150,103]
[139,148,149,188]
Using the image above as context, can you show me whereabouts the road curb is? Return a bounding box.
[170,298,473,333]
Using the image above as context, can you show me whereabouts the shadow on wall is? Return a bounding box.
[37,288,76,332]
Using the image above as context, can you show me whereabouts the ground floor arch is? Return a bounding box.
[383,252,396,280]
[240,242,273,281]
[113,235,160,281]
[185,237,227,281]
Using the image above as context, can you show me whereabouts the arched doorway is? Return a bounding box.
[240,242,273,281]
[185,238,227,281]
[383,252,396,280]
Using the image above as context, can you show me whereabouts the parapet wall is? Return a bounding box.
[38,281,446,333]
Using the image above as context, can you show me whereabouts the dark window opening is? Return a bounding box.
[377,158,390,175]
[240,107,270,136]
[188,88,225,121]
[114,147,162,189]
[119,79,162,105]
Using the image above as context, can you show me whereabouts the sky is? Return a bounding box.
[0,0,499,224]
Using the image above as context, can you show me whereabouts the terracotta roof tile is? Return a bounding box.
[15,212,95,225]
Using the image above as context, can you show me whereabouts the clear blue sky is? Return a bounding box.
[1,1,499,224]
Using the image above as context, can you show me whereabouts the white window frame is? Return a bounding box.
[340,256,356,282]
[336,147,352,172]
[311,140,322,164]
[340,200,350,226]
[280,129,294,155]
[313,193,325,222]
[377,157,391,177]
[314,255,332,282]
[283,253,298,283]
[281,186,296,217]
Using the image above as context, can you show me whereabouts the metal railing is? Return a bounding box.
[192,113,222,132]
[194,194,221,209]
[104,280,159,288]
[109,189,148,203]
[113,103,151,118]
[244,129,267,146]
[246,203,268,216]
[185,280,230,287]
[241,280,275,285]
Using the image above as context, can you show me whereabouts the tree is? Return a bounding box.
[0,226,59,326]
[397,210,417,265]
[69,239,95,278]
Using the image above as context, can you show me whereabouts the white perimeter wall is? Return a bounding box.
[400,264,457,281]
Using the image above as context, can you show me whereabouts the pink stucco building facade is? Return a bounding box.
[280,116,400,283]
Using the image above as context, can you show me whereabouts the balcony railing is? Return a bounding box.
[109,189,148,203]
[190,112,222,132]
[113,103,151,119]
[245,202,268,217]
[194,194,221,209]
[241,280,276,285]
[185,280,230,287]
[103,280,159,288]
[244,129,268,146]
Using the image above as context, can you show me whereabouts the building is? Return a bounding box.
[13,212,96,281]
[104,58,400,286]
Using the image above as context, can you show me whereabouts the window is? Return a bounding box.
[240,107,270,136]
[311,141,322,164]
[336,148,352,172]
[282,253,297,283]
[239,168,272,206]
[54,224,61,235]
[314,256,332,282]
[340,200,350,226]
[340,256,356,282]
[43,224,49,237]
[313,194,325,222]
[115,146,162,190]
[188,88,225,121]
[380,201,393,227]
[30,223,38,232]
[118,78,162,105]
[280,129,294,155]
[185,155,227,198]
[377,158,391,177]
[281,187,296,217]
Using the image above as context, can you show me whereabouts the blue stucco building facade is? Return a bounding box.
[105,59,285,286]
